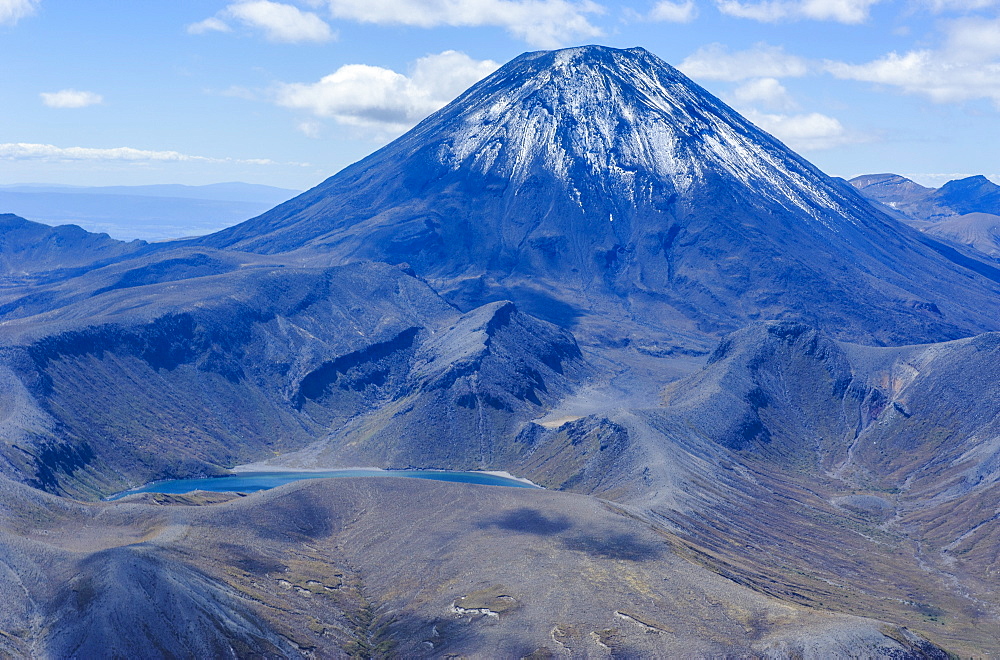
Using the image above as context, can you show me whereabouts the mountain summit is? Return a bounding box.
[201,45,1000,348]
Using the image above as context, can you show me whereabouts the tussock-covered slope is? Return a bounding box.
[514,321,1000,655]
[0,476,951,658]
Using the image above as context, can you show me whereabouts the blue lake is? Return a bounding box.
[107,469,539,500]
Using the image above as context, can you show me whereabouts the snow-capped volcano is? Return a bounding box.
[200,46,1000,348]
[431,46,844,220]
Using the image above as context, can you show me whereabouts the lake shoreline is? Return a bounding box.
[229,463,541,487]
[105,468,542,501]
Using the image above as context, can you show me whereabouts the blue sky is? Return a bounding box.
[1,0,998,191]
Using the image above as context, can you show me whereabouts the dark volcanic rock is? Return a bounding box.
[665,321,866,461]
[0,45,998,658]
[262,300,590,471]
[632,322,1000,655]
[46,546,295,658]
[661,320,1000,508]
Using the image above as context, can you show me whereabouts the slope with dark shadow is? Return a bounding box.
[935,175,1000,216]
[440,320,1000,656]
[269,300,591,471]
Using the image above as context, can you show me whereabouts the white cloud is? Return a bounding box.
[228,1,334,42]
[187,16,232,34]
[297,120,323,138]
[40,89,103,109]
[649,0,698,21]
[679,43,809,81]
[275,50,500,133]
[408,49,501,105]
[716,0,879,23]
[828,50,1000,104]
[924,0,999,12]
[704,64,858,151]
[190,1,334,43]
[320,0,603,48]
[218,85,258,100]
[744,110,856,150]
[0,0,38,25]
[0,143,280,165]
[731,77,797,109]
[827,18,1000,106]
[945,16,1000,61]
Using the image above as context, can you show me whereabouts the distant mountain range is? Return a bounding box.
[851,173,1000,258]
[0,46,996,657]
[0,182,299,241]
